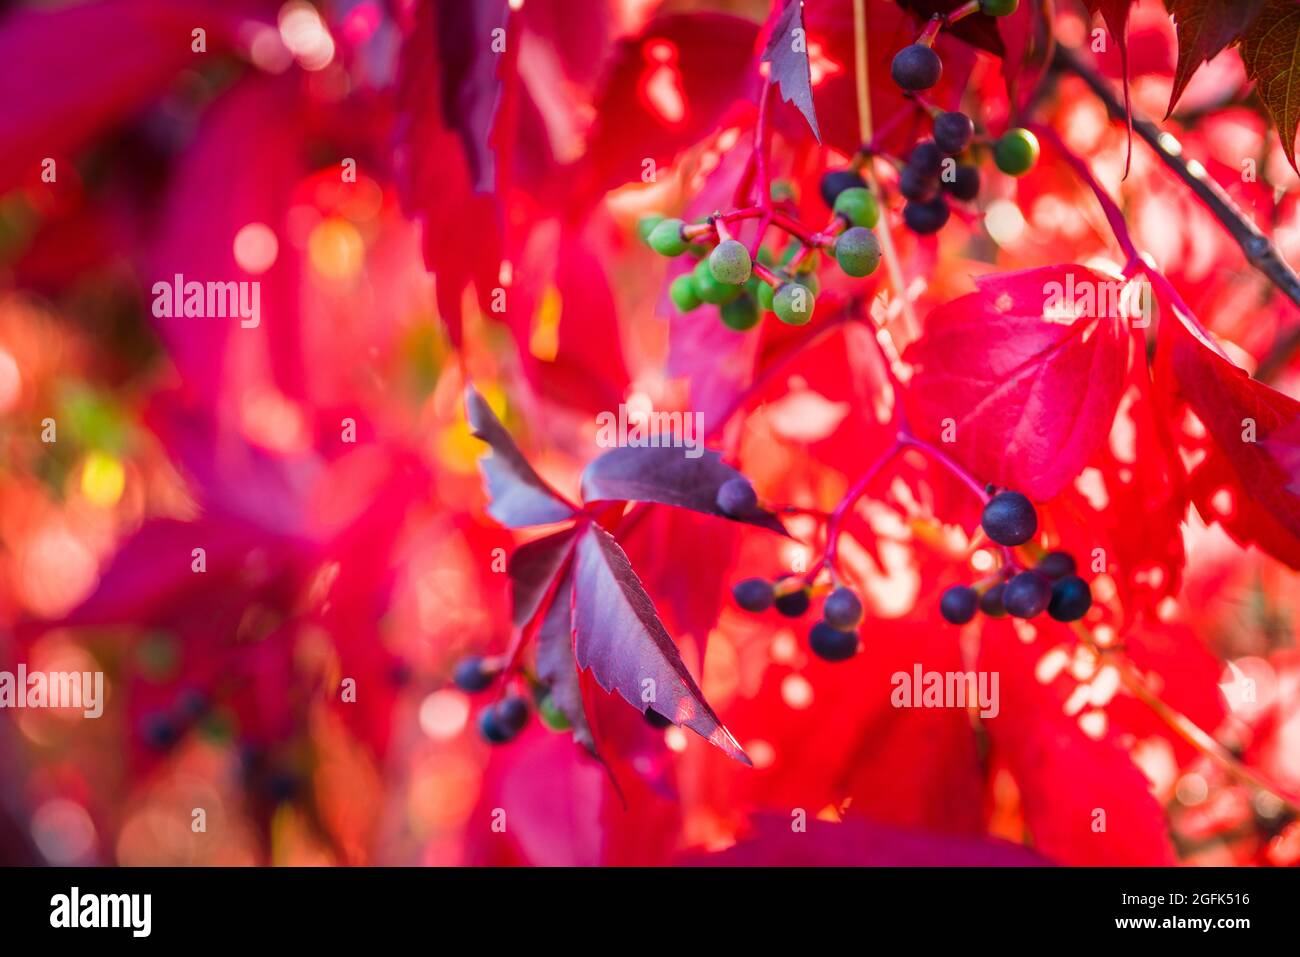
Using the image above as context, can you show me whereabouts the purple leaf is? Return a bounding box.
[436,0,511,192]
[509,527,578,628]
[762,0,820,142]
[580,445,786,534]
[465,386,578,528]
[534,569,597,753]
[572,523,750,765]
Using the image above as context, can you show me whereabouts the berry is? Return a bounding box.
[903,197,950,234]
[891,43,942,91]
[454,656,496,693]
[757,280,775,312]
[709,238,752,285]
[1003,571,1051,619]
[823,586,863,630]
[716,477,759,517]
[648,218,689,256]
[770,179,799,204]
[1037,551,1077,581]
[820,169,866,208]
[537,694,571,732]
[994,128,1040,177]
[141,713,180,751]
[772,282,815,325]
[478,707,514,744]
[979,583,1007,618]
[669,273,701,312]
[899,164,939,202]
[1048,575,1092,622]
[909,140,944,178]
[942,165,981,201]
[774,581,811,618]
[833,187,879,229]
[733,577,775,612]
[940,585,978,624]
[981,491,1038,546]
[933,111,974,154]
[496,695,530,735]
[691,258,742,305]
[835,227,881,277]
[637,215,664,244]
[720,295,760,331]
[810,622,858,661]
[981,0,1018,16]
[644,708,673,729]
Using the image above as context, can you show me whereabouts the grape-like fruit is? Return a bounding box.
[979,583,1007,618]
[940,585,978,624]
[757,280,775,312]
[638,215,664,244]
[496,695,530,735]
[692,258,742,305]
[833,186,879,229]
[716,477,759,517]
[773,282,815,325]
[720,295,760,331]
[835,227,882,277]
[478,707,513,744]
[810,622,859,662]
[1047,575,1092,622]
[1037,551,1077,581]
[709,238,752,285]
[903,197,950,235]
[820,169,867,208]
[909,140,944,178]
[994,128,1040,177]
[733,577,775,612]
[537,694,571,732]
[899,164,939,202]
[933,111,974,154]
[648,218,689,256]
[823,586,864,630]
[454,656,496,693]
[981,491,1037,546]
[669,273,701,312]
[774,581,811,618]
[891,43,942,91]
[942,165,981,201]
[1003,571,1051,619]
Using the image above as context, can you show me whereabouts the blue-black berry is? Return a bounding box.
[496,695,530,734]
[774,581,811,618]
[716,477,759,517]
[1047,575,1092,622]
[454,656,496,693]
[1037,551,1077,581]
[822,586,863,630]
[810,622,858,661]
[478,707,512,744]
[940,585,978,624]
[933,111,974,155]
[981,491,1037,546]
[942,165,981,201]
[820,169,867,208]
[903,197,949,234]
[891,44,942,91]
[1003,571,1051,619]
[909,140,944,178]
[979,582,1007,618]
[733,577,775,612]
[899,164,939,202]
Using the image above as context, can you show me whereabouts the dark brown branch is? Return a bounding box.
[1054,46,1300,381]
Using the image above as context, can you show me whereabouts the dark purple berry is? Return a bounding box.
[909,140,944,178]
[820,169,867,208]
[733,577,775,612]
[1037,551,1077,581]
[1048,575,1093,622]
[933,111,974,154]
[496,695,530,735]
[810,622,859,661]
[644,708,673,729]
[981,491,1038,546]
[1003,571,1051,619]
[716,477,759,517]
[940,585,978,624]
[899,164,939,202]
[454,656,496,693]
[774,582,811,618]
[979,583,1007,618]
[822,586,863,630]
[903,197,950,234]
[891,43,942,91]
[478,707,513,744]
[942,165,981,201]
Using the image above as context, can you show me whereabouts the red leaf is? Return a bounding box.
[762,0,820,141]
[436,0,511,192]
[896,1,1006,57]
[464,386,579,528]
[1164,0,1264,117]
[902,266,1133,500]
[1086,0,1136,171]
[1239,0,1300,174]
[572,523,749,764]
[508,527,578,628]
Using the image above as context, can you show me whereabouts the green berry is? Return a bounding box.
[833,186,879,228]
[709,239,752,285]
[994,128,1040,177]
[637,214,664,244]
[770,179,799,204]
[669,273,701,312]
[757,280,775,312]
[980,0,1018,16]
[692,258,742,305]
[835,227,881,278]
[648,218,689,256]
[537,694,571,732]
[720,295,760,331]
[773,283,815,325]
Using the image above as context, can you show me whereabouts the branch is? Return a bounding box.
[1054,46,1300,380]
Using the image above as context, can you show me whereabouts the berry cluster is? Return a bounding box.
[732,573,864,663]
[641,179,882,330]
[939,490,1094,624]
[453,656,538,745]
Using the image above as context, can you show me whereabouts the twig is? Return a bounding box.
[1054,46,1300,380]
